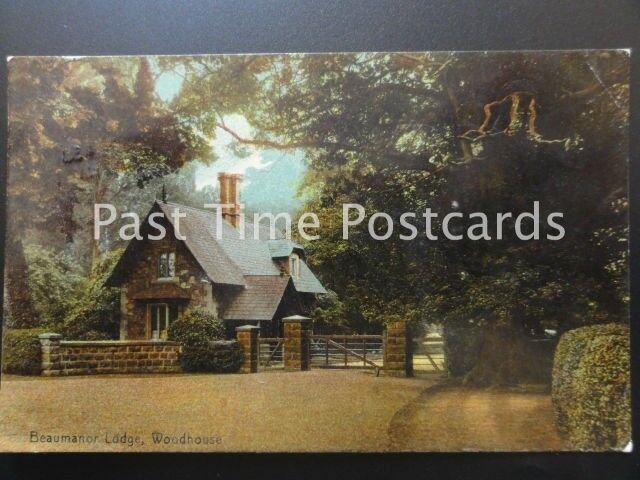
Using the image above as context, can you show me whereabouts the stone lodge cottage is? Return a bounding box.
[106,173,326,340]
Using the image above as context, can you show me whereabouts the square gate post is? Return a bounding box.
[38,333,63,376]
[235,325,260,373]
[282,315,311,371]
[383,321,413,377]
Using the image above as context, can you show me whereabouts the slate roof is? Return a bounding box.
[223,276,291,321]
[108,201,326,321]
[292,260,327,293]
[268,239,304,258]
[158,202,322,282]
[158,202,245,286]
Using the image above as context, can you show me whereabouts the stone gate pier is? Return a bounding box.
[383,321,413,377]
[235,325,260,373]
[282,315,311,371]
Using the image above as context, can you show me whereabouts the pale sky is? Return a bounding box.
[155,68,281,188]
[193,114,276,190]
[154,62,305,210]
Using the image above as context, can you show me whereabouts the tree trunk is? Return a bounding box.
[4,238,39,328]
[442,70,472,162]
[89,166,110,270]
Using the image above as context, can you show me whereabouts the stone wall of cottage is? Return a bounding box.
[39,335,181,376]
[119,220,217,340]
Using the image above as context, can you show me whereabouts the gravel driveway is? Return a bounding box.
[0,371,565,452]
[0,370,435,452]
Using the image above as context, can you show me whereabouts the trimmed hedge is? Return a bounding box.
[2,328,46,375]
[176,340,243,373]
[552,323,630,450]
[168,309,241,373]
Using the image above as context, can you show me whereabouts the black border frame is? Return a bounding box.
[1,1,639,478]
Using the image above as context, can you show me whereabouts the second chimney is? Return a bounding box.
[218,172,242,228]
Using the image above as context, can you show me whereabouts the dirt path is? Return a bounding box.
[388,384,569,451]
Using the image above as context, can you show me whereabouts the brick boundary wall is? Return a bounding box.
[38,333,182,376]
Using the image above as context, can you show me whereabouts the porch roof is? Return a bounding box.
[223,275,290,321]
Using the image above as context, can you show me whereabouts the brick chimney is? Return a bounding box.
[218,172,242,228]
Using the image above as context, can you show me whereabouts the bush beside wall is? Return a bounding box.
[169,309,241,373]
[168,310,225,345]
[552,323,630,450]
[178,340,243,373]
[2,328,46,375]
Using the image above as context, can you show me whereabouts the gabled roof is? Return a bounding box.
[292,261,327,294]
[268,239,304,258]
[158,202,245,286]
[159,202,326,294]
[223,275,291,321]
[107,201,327,298]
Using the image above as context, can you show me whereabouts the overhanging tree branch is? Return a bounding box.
[216,122,315,150]
[459,91,571,146]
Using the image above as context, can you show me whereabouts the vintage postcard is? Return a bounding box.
[1,51,630,452]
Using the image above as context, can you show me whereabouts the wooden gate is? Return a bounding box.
[259,332,441,374]
[310,334,383,375]
[412,333,444,372]
[259,337,283,369]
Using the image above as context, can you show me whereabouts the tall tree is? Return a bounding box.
[171,52,628,384]
[6,57,209,326]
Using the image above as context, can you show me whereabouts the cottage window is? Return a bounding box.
[159,252,176,278]
[149,303,174,340]
[289,253,300,278]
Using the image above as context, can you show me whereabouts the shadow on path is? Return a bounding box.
[387,383,569,451]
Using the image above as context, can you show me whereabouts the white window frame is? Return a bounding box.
[159,252,176,279]
[289,253,300,278]
[149,303,170,341]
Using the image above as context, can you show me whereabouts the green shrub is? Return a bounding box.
[62,248,122,340]
[168,309,225,345]
[2,328,46,375]
[442,317,485,377]
[551,323,630,450]
[552,326,599,432]
[312,290,347,331]
[21,242,121,339]
[168,310,240,372]
[23,243,86,327]
[176,340,243,373]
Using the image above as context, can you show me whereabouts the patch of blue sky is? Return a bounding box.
[152,61,307,213]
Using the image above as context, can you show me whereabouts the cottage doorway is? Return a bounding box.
[149,303,171,340]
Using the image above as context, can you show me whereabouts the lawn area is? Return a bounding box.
[0,370,436,452]
[0,370,567,452]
